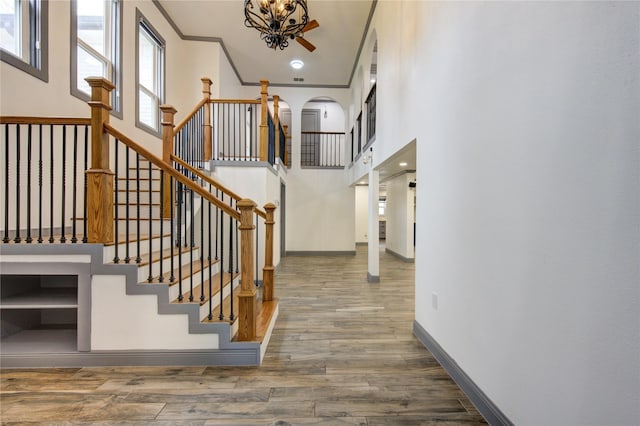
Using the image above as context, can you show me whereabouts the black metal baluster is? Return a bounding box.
[60,126,66,243]
[229,215,235,321]
[235,217,239,274]
[147,161,153,281]
[135,154,141,263]
[37,124,43,243]
[3,125,10,243]
[251,105,255,160]
[26,124,32,243]
[215,189,219,261]
[234,103,238,161]
[188,188,194,301]
[71,125,78,243]
[231,103,235,160]
[177,181,183,301]
[234,198,239,274]
[49,125,54,243]
[83,126,88,242]
[185,121,190,166]
[255,212,259,285]
[14,124,21,243]
[158,170,164,282]
[124,146,131,263]
[218,205,224,320]
[169,176,175,283]
[207,193,213,320]
[113,142,119,263]
[200,192,205,302]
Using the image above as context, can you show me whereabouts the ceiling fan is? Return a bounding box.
[296,19,319,52]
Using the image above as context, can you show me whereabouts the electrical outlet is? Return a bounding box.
[432,293,438,310]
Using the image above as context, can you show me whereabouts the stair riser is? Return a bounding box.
[115,191,162,204]
[124,168,161,179]
[113,219,172,235]
[199,278,241,321]
[115,204,162,220]
[103,235,172,263]
[137,248,201,282]
[116,180,162,191]
[167,262,221,301]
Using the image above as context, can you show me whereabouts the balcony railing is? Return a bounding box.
[301,131,345,168]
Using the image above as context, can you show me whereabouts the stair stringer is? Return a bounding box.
[0,243,262,367]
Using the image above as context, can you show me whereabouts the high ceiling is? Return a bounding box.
[155,0,376,87]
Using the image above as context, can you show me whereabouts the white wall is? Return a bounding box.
[385,172,415,260]
[211,165,282,268]
[0,0,223,155]
[355,1,640,424]
[230,85,355,253]
[92,275,218,350]
[286,168,354,252]
[354,185,368,243]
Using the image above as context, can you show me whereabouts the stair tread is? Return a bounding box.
[202,290,240,324]
[171,271,238,306]
[115,245,195,267]
[256,299,279,343]
[105,232,170,246]
[140,258,219,285]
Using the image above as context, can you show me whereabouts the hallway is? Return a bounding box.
[0,247,487,424]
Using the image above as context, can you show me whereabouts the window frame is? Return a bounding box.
[70,0,122,118]
[365,83,376,144]
[0,0,48,82]
[135,8,165,137]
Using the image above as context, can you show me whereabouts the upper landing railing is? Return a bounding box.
[173,78,287,168]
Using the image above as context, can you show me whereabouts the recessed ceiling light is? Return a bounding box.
[290,59,304,69]
[370,78,376,84]
[399,162,408,167]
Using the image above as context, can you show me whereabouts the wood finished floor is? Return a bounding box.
[0,245,487,425]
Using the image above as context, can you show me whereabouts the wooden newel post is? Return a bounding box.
[262,203,276,302]
[85,77,115,244]
[237,199,257,341]
[259,80,269,162]
[201,77,212,161]
[160,105,177,219]
[273,95,280,161]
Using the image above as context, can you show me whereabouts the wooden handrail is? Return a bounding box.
[173,97,209,136]
[0,117,91,125]
[105,123,241,221]
[171,154,267,219]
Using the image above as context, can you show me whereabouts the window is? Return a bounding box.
[136,9,164,135]
[350,127,354,162]
[71,0,121,115]
[0,0,48,81]
[366,83,376,143]
[356,112,362,155]
[378,197,386,216]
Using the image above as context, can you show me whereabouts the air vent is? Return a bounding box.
[293,77,304,82]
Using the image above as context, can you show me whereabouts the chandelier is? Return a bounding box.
[244,0,309,50]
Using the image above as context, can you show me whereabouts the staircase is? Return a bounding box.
[0,77,279,367]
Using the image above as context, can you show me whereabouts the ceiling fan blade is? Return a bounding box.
[296,36,316,52]
[302,19,319,33]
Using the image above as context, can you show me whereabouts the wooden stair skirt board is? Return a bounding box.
[0,244,278,368]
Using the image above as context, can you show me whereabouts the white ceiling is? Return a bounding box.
[155,0,376,87]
